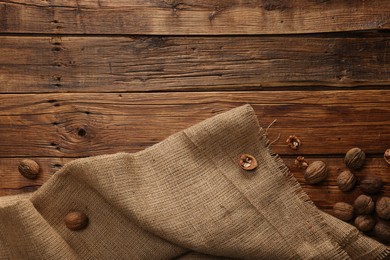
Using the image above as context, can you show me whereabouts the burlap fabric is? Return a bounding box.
[0,104,388,259]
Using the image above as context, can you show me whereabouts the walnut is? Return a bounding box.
[344,147,365,170]
[238,154,258,171]
[64,211,89,231]
[354,215,375,232]
[286,135,301,150]
[304,161,327,184]
[333,202,354,221]
[360,176,383,194]
[354,195,375,215]
[18,159,40,179]
[336,170,357,192]
[385,149,390,165]
[294,156,308,169]
[376,197,390,220]
[374,221,390,244]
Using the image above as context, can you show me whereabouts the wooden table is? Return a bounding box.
[0,1,389,218]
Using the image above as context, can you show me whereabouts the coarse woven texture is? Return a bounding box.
[0,104,388,259]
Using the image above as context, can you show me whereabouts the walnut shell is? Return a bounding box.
[304,161,327,184]
[376,197,390,220]
[64,211,89,231]
[333,202,354,221]
[344,147,365,170]
[336,170,357,192]
[385,149,390,165]
[374,221,390,244]
[286,135,301,150]
[354,215,375,232]
[18,159,40,179]
[238,154,258,171]
[354,195,375,215]
[360,176,383,194]
[294,156,308,169]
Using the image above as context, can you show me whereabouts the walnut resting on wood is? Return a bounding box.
[304,161,327,184]
[336,170,356,192]
[360,176,383,194]
[18,159,40,179]
[344,147,365,170]
[354,215,375,232]
[376,197,390,220]
[333,202,354,221]
[354,195,375,215]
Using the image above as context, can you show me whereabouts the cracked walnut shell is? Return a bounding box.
[294,156,308,169]
[238,154,258,171]
[385,149,390,165]
[286,135,301,150]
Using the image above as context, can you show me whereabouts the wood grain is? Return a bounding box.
[0,157,70,194]
[0,90,388,157]
[1,35,390,93]
[1,0,390,35]
[1,156,388,212]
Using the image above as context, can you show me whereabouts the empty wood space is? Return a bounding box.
[1,0,390,34]
[0,0,389,218]
[1,35,390,92]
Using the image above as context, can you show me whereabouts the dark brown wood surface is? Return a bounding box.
[0,91,388,157]
[1,0,390,34]
[0,35,390,92]
[0,1,389,221]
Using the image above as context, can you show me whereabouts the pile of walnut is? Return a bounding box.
[333,148,389,245]
[290,139,390,244]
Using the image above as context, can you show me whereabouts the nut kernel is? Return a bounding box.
[238,154,258,171]
[286,135,301,150]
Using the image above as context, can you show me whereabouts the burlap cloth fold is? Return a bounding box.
[0,104,388,259]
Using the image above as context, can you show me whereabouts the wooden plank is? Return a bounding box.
[1,157,388,212]
[0,157,70,194]
[0,91,388,157]
[1,35,390,93]
[1,0,390,35]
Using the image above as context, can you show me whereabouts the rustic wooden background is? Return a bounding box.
[0,0,389,218]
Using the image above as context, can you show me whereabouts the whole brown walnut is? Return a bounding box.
[374,221,390,244]
[376,197,390,220]
[354,195,375,215]
[336,170,357,192]
[18,159,40,179]
[354,215,375,232]
[304,161,327,184]
[360,176,383,194]
[344,147,365,170]
[333,202,354,221]
[64,211,89,231]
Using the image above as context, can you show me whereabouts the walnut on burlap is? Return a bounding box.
[0,104,388,259]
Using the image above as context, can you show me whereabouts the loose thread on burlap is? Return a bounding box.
[263,119,281,148]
